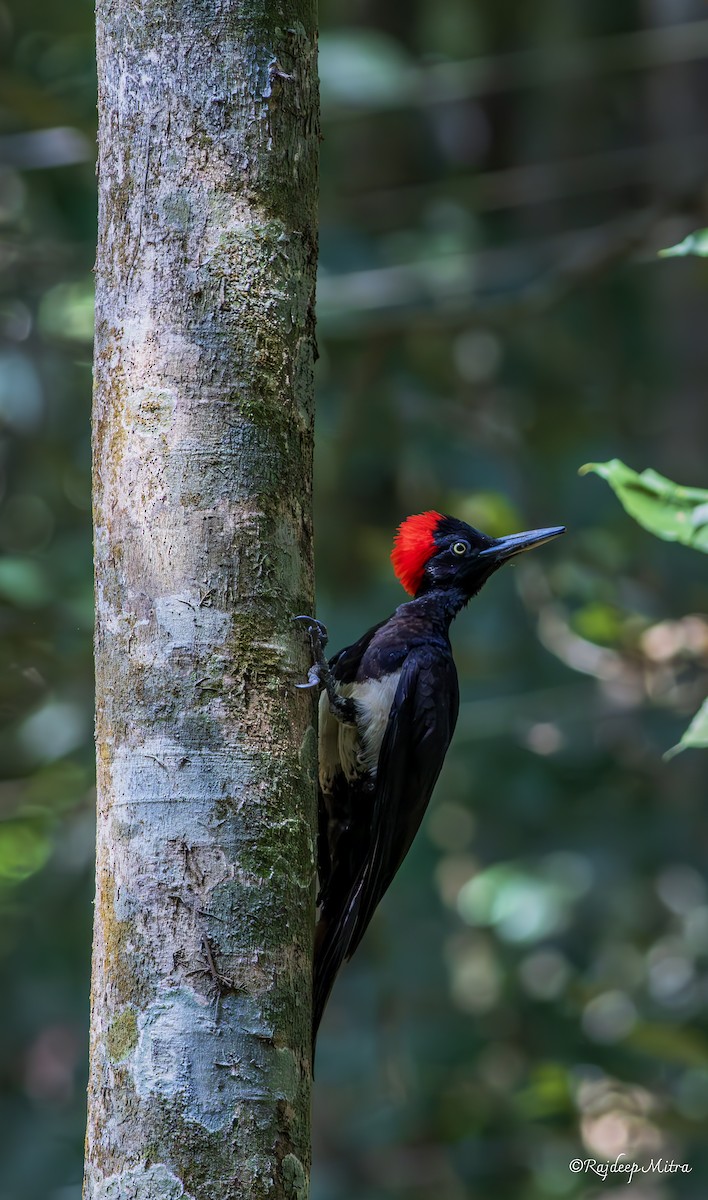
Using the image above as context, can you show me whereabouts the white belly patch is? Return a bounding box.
[318,670,402,791]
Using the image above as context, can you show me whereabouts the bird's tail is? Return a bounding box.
[312,880,364,1056]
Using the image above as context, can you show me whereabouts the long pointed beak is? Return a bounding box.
[479,525,566,563]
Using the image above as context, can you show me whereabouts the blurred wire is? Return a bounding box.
[326,18,708,117]
[337,136,708,226]
[0,128,92,170]
[319,191,705,335]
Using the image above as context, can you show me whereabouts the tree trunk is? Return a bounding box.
[84,3,319,1198]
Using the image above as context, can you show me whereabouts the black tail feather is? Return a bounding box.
[312,879,365,1057]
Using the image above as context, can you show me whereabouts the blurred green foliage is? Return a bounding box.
[1,0,708,1198]
[581,459,708,758]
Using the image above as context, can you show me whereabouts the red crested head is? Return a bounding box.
[391,511,566,600]
[390,511,444,596]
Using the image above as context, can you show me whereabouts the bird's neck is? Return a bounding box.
[404,586,469,633]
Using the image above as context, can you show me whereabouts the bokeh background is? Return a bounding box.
[1,0,708,1197]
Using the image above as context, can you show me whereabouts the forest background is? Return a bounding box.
[1,0,708,1197]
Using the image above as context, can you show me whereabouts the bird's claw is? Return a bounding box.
[295,664,322,691]
[293,615,329,649]
[294,615,330,691]
[294,614,358,727]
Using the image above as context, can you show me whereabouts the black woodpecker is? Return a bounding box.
[298,511,565,1048]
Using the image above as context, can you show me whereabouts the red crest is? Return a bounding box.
[390,511,443,596]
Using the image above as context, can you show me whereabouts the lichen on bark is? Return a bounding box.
[84,2,319,1197]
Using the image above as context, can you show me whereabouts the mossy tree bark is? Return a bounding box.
[84,3,319,1198]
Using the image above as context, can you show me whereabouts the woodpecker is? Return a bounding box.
[297,511,565,1047]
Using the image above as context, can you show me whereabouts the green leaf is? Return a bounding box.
[665,698,708,760]
[658,229,708,258]
[579,459,708,552]
[0,816,51,883]
[572,601,625,647]
[38,278,95,343]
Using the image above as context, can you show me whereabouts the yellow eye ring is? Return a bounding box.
[452,541,468,556]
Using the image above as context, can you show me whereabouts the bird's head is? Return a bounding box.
[391,511,565,600]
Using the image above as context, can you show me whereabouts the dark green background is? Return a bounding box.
[1,1,707,1197]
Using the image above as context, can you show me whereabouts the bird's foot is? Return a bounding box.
[294,615,358,726]
[293,615,329,691]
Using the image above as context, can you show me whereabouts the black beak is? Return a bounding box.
[479,525,566,564]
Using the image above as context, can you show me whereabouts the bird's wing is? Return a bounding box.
[316,616,390,903]
[314,646,459,1037]
[347,645,459,956]
[328,617,388,683]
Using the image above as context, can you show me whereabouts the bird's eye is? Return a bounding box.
[452,540,469,556]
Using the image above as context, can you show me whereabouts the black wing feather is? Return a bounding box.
[328,617,388,683]
[315,617,387,911]
[313,646,459,1041]
[347,647,459,956]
